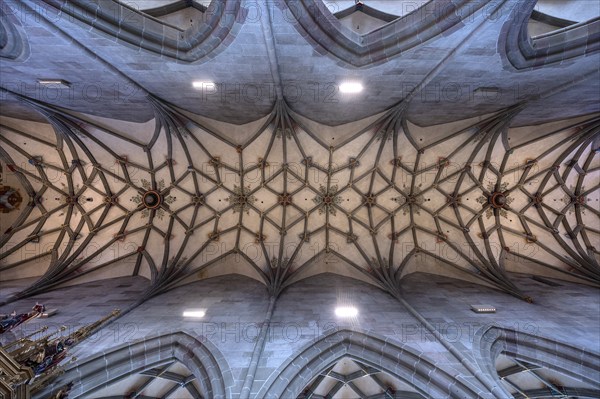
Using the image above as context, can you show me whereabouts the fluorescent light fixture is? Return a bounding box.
[37,79,71,88]
[192,81,215,89]
[335,306,358,318]
[182,309,206,318]
[470,305,496,314]
[339,82,363,94]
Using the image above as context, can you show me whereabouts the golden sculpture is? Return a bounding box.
[0,307,120,399]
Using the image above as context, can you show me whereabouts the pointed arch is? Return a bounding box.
[32,0,243,63]
[41,331,234,398]
[502,0,600,70]
[286,0,493,67]
[257,329,481,398]
[474,325,600,397]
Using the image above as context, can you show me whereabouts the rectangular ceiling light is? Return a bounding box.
[37,79,71,88]
[339,82,363,93]
[182,309,206,318]
[470,305,496,314]
[192,81,215,89]
[335,306,358,317]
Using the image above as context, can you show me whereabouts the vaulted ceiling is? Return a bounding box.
[0,0,599,303]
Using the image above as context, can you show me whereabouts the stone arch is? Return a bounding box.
[502,0,600,70]
[257,329,480,398]
[42,331,234,399]
[28,0,243,63]
[286,0,491,67]
[473,325,600,397]
[0,4,30,61]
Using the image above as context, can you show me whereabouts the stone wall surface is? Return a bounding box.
[2,271,598,398]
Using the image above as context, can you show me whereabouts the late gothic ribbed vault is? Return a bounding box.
[0,2,599,397]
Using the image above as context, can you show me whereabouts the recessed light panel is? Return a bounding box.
[470,305,496,314]
[335,306,358,317]
[183,309,206,318]
[192,81,215,89]
[37,79,71,88]
[339,82,363,93]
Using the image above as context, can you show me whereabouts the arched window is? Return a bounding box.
[475,326,600,399]
[495,353,600,399]
[298,356,426,399]
[88,360,207,399]
[529,0,600,37]
[259,329,480,398]
[39,332,233,399]
[504,0,600,69]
